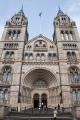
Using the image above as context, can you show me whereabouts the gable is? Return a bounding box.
[25,34,56,51]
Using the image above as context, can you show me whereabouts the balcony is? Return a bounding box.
[0,100,10,106]
[70,81,80,87]
[23,58,58,65]
[73,101,80,107]
[0,80,11,86]
[33,47,47,52]
[2,58,15,64]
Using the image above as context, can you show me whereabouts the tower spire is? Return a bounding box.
[57,8,65,16]
[21,0,23,12]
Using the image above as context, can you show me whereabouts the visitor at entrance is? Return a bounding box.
[39,107,41,111]
[41,102,44,109]
[57,104,60,112]
[43,104,47,112]
[53,107,57,120]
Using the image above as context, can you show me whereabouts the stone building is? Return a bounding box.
[0,8,80,117]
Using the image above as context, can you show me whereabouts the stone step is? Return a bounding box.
[3,116,73,120]
[1,108,73,120]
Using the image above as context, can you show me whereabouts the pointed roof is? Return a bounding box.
[16,8,25,16]
[28,34,53,44]
[57,8,65,16]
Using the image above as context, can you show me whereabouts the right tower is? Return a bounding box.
[53,8,80,117]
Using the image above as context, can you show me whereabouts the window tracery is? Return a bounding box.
[69,67,79,83]
[0,88,10,104]
[67,51,77,61]
[7,29,21,40]
[72,89,80,103]
[2,66,12,82]
[5,51,14,59]
[61,30,74,41]
[33,80,48,88]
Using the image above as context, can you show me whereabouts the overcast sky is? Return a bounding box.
[0,0,80,40]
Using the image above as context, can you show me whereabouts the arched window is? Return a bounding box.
[36,53,40,60]
[5,51,14,59]
[0,88,4,103]
[13,30,16,39]
[5,51,10,59]
[72,89,80,103]
[69,67,79,83]
[29,53,33,60]
[72,52,76,60]
[10,51,14,59]
[24,53,28,60]
[8,30,12,39]
[17,30,21,39]
[48,53,54,60]
[70,31,73,40]
[41,53,45,61]
[0,88,10,103]
[67,52,71,60]
[2,66,12,82]
[61,31,64,40]
[67,51,77,61]
[65,31,69,40]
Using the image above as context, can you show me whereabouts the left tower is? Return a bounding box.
[0,8,28,111]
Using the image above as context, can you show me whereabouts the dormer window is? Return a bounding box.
[16,17,20,21]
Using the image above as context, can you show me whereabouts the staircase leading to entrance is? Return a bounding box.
[1,108,73,120]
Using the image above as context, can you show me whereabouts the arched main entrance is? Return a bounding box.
[33,93,47,108]
[33,93,39,108]
[23,68,59,108]
[41,94,47,107]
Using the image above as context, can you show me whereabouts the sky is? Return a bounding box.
[0,0,80,40]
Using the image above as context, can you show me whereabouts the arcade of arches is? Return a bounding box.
[21,69,61,108]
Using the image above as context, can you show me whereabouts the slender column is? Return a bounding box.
[39,94,41,108]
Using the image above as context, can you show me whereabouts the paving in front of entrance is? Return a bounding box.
[1,108,74,120]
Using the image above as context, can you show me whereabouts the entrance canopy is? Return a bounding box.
[24,68,57,88]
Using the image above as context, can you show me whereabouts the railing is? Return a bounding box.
[33,47,47,51]
[0,80,12,86]
[72,101,80,106]
[2,58,15,64]
[23,58,58,63]
[70,80,80,86]
[0,100,10,106]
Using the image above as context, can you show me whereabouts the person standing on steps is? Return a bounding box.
[53,107,57,120]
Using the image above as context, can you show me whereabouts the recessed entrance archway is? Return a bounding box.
[23,68,59,108]
[33,93,39,108]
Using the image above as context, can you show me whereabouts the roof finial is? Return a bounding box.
[21,0,23,12]
[58,6,61,11]
[57,7,64,16]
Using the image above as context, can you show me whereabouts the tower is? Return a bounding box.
[53,8,80,115]
[0,8,28,109]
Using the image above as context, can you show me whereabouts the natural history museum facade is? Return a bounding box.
[0,8,80,116]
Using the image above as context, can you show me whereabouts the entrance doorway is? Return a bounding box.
[41,94,47,107]
[33,93,39,108]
